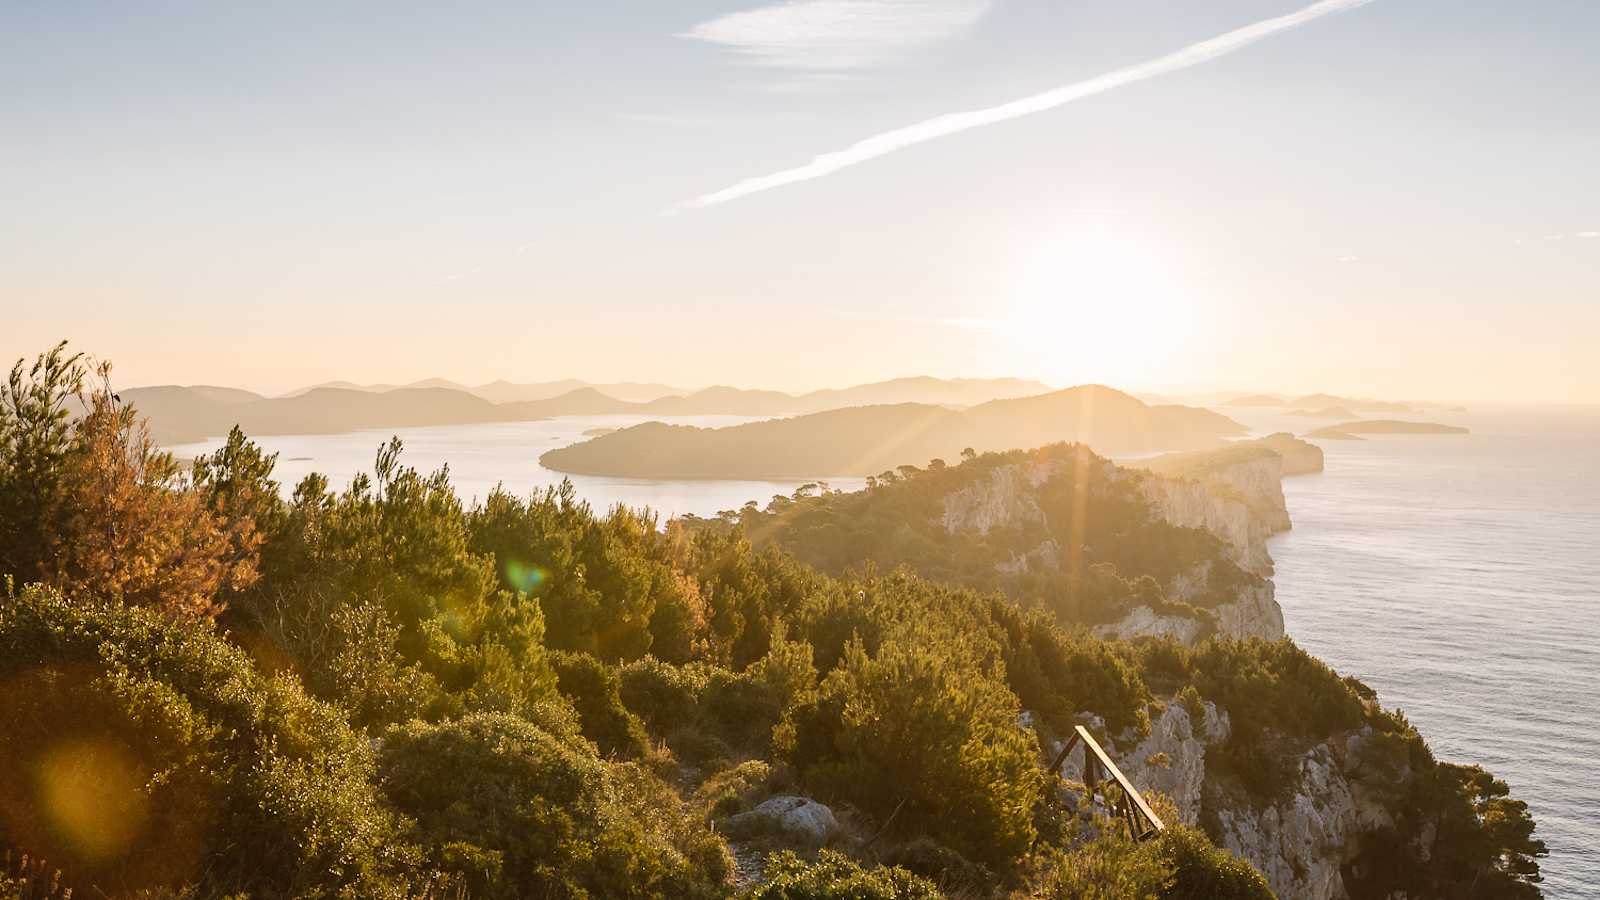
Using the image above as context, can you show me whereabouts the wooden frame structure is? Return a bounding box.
[1048,724,1165,842]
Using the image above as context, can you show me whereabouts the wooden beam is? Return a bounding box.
[1073,725,1165,834]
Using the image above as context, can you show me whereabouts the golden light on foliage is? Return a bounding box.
[34,737,150,863]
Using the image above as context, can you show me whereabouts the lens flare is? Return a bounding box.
[35,738,149,862]
[505,559,548,594]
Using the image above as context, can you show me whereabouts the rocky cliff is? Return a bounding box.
[1090,575,1283,644]
[1135,448,1289,577]
[938,451,1289,643]
[1055,700,1408,900]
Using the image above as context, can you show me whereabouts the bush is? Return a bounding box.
[1034,832,1174,900]
[378,712,731,900]
[878,839,993,895]
[742,850,942,900]
[550,650,650,758]
[1157,825,1273,899]
[700,666,786,754]
[1187,639,1365,799]
[784,635,1042,869]
[619,655,704,736]
[694,760,776,819]
[0,585,419,898]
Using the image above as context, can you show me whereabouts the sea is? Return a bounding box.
[1232,405,1600,899]
[168,404,1599,896]
[165,413,869,521]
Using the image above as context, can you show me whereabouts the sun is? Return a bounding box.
[997,225,1193,386]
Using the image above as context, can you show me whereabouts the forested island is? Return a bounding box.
[0,345,1543,899]
[540,386,1248,478]
[1306,420,1470,440]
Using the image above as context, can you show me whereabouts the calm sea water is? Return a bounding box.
[166,414,868,519]
[170,406,1598,895]
[1233,406,1599,899]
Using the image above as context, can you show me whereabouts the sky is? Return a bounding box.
[3,0,1597,403]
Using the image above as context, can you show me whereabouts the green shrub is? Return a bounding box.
[742,850,942,900]
[784,635,1042,868]
[619,655,705,736]
[700,666,786,753]
[694,760,776,819]
[550,650,650,758]
[878,839,993,895]
[1156,825,1273,899]
[1034,832,1174,899]
[378,712,731,900]
[0,585,420,898]
[1187,639,1365,799]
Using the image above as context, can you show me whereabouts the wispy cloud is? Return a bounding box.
[1578,231,1599,239]
[681,0,992,71]
[675,0,1376,211]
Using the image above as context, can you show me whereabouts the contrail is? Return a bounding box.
[675,0,1375,211]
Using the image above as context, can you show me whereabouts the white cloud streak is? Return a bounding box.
[682,0,992,70]
[675,0,1376,212]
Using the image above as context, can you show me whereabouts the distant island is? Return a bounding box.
[128,376,1058,445]
[1224,392,1418,414]
[1284,406,1358,419]
[1306,419,1469,440]
[539,385,1248,478]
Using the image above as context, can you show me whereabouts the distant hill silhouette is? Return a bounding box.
[791,376,1053,412]
[1224,392,1417,414]
[1224,393,1290,407]
[1292,394,1416,414]
[539,385,1247,479]
[131,376,1062,444]
[1285,406,1358,419]
[124,386,504,445]
[472,379,684,404]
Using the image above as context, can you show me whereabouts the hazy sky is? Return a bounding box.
[4,0,1597,402]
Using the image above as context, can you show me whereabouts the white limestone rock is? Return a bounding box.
[721,796,839,848]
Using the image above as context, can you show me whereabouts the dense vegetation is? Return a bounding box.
[0,345,1543,898]
[702,443,1258,629]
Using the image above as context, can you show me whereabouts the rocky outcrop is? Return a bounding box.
[939,460,1055,535]
[1255,432,1325,475]
[1055,701,1232,823]
[1137,450,1288,576]
[1043,701,1400,900]
[940,454,1288,644]
[1210,580,1284,641]
[1207,729,1400,900]
[1091,606,1208,644]
[721,796,839,848]
[1093,561,1285,643]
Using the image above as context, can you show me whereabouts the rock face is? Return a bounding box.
[1209,579,1284,641]
[1091,576,1283,643]
[1047,701,1400,900]
[1091,606,1206,644]
[939,460,1054,535]
[1057,701,1231,823]
[721,796,839,848]
[1206,729,1399,900]
[939,453,1290,644]
[1138,452,1288,576]
[1255,432,1325,475]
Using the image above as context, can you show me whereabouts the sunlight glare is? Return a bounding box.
[1001,226,1192,385]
